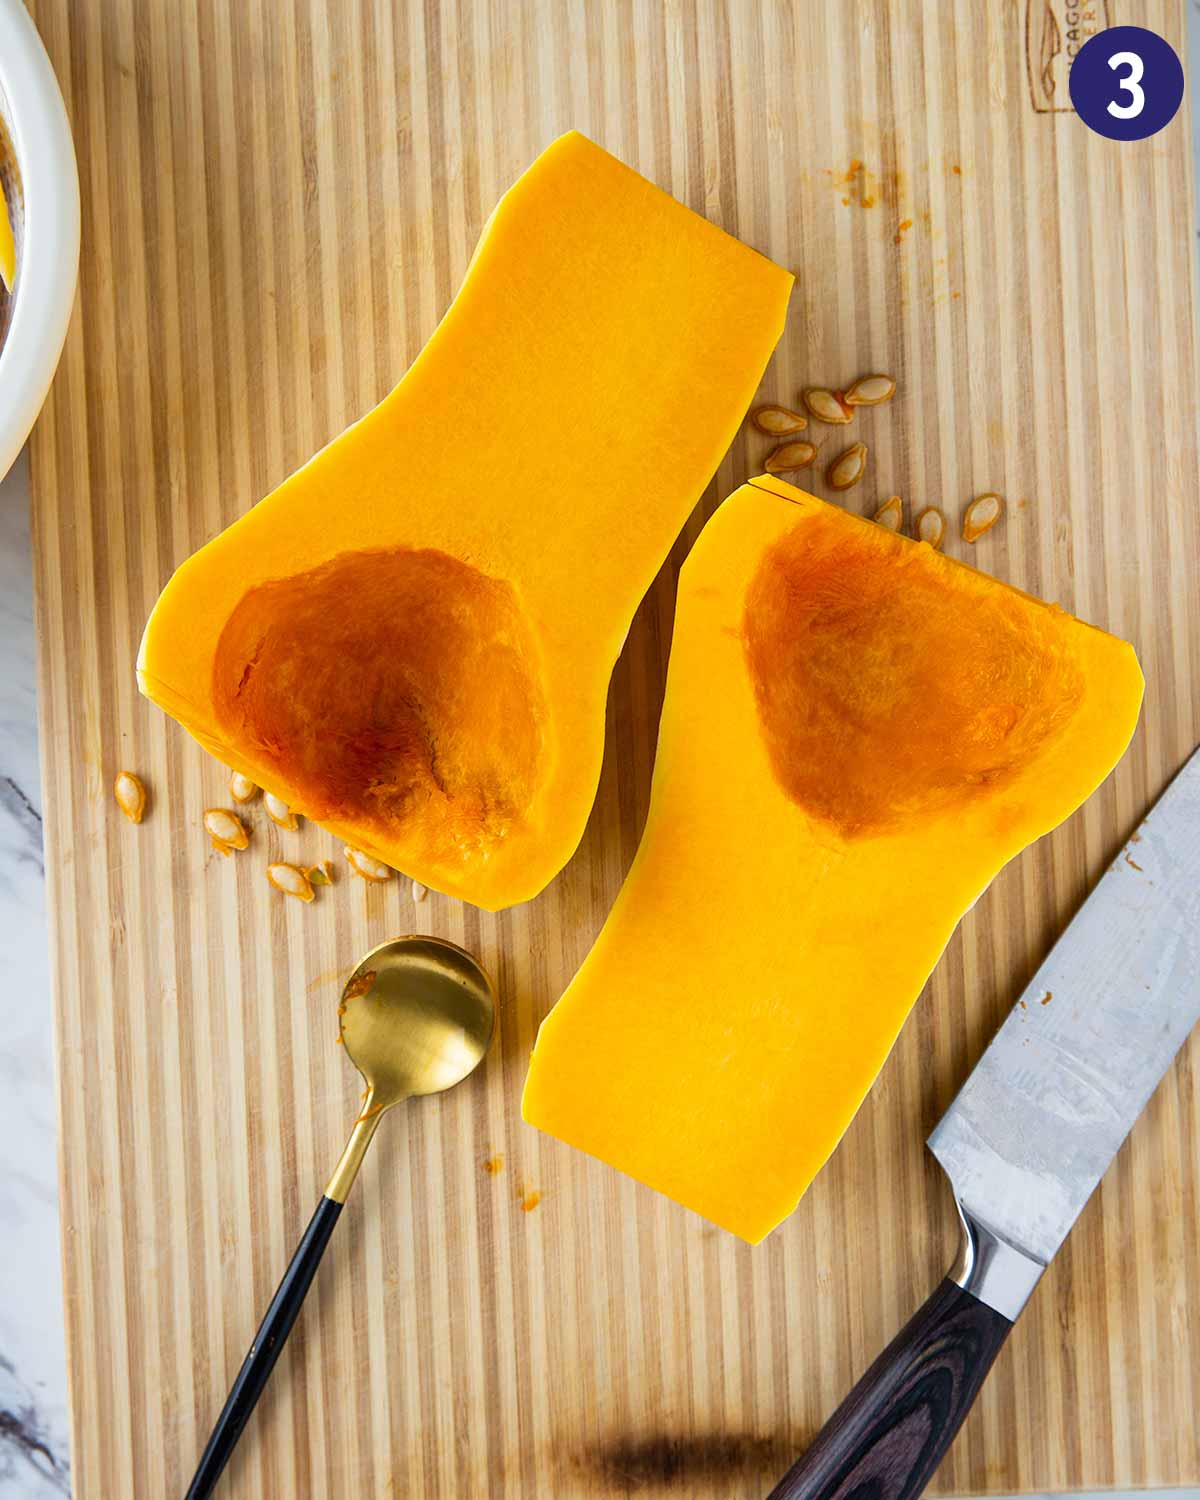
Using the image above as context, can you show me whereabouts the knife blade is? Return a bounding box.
[929,742,1200,1306]
[768,745,1200,1500]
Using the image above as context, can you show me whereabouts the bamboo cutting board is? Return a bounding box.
[27,1,1200,1495]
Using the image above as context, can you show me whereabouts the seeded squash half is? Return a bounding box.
[138,132,792,909]
[523,476,1144,1242]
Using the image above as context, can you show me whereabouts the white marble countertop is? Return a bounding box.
[3,11,1200,1497]
[0,449,68,1495]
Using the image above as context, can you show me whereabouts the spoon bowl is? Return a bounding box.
[326,934,495,1202]
[340,935,496,1105]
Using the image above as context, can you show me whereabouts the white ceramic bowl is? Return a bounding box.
[0,0,79,482]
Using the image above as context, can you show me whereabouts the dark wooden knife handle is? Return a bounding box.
[766,1278,1011,1500]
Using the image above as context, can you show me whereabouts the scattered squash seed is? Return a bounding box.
[802,387,853,424]
[764,439,818,473]
[267,861,314,901]
[306,860,335,886]
[114,770,147,824]
[412,879,428,902]
[345,846,392,883]
[264,792,299,830]
[844,373,896,407]
[827,441,867,491]
[229,770,259,803]
[915,506,946,548]
[203,807,249,856]
[751,404,807,436]
[963,492,1004,542]
[873,495,903,531]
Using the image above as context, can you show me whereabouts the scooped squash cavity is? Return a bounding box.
[138,132,792,909]
[522,477,1143,1242]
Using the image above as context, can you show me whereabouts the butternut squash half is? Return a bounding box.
[523,476,1144,1242]
[138,132,792,909]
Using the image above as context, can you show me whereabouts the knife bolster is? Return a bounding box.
[949,1198,1046,1319]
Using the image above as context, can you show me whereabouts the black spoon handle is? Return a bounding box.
[184,1195,343,1500]
[766,1278,1012,1500]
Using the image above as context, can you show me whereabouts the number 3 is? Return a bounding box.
[1107,50,1145,119]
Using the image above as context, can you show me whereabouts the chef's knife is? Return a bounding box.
[767,744,1200,1500]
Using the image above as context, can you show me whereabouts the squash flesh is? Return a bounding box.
[138,132,793,909]
[522,478,1144,1242]
[0,187,14,292]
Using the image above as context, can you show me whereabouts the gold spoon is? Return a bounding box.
[185,935,495,1500]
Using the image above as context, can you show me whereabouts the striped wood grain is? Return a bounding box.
[27,1,1200,1495]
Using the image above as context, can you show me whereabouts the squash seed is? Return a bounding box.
[844,373,896,407]
[764,439,818,473]
[345,846,393,883]
[229,770,259,804]
[915,506,946,548]
[963,492,1004,542]
[752,404,808,436]
[204,807,249,856]
[264,792,300,831]
[803,387,853,424]
[267,861,314,902]
[306,860,335,886]
[114,770,147,824]
[412,879,428,903]
[873,496,903,531]
[827,442,867,491]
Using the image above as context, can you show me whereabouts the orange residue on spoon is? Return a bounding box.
[343,970,376,1003]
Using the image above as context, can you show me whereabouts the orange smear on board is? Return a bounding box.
[828,158,888,211]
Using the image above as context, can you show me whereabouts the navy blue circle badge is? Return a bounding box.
[1069,26,1184,141]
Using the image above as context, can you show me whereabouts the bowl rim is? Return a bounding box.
[0,0,80,482]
